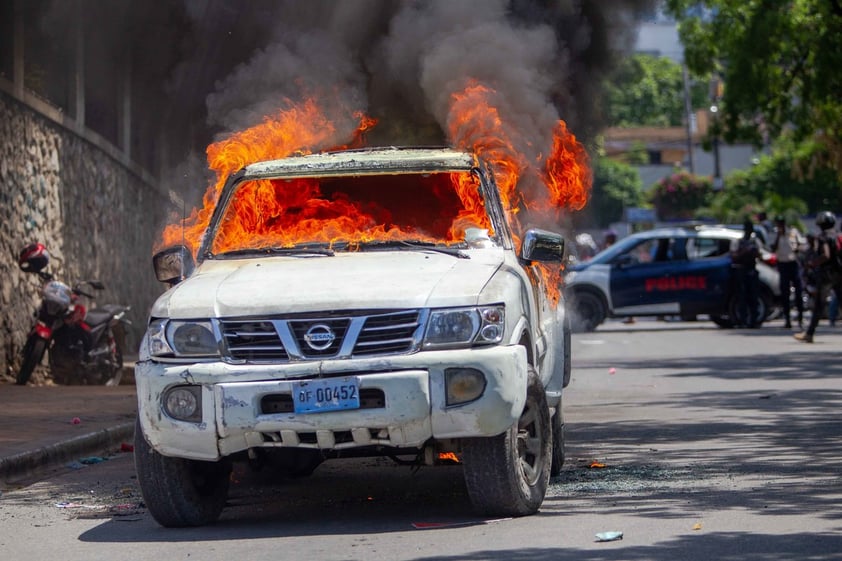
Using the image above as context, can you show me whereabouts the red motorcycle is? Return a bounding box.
[16,243,131,386]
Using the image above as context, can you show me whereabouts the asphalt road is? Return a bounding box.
[1,317,841,560]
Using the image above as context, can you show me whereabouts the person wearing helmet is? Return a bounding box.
[601,229,618,251]
[795,211,842,342]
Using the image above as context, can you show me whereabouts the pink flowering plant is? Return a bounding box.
[649,172,713,221]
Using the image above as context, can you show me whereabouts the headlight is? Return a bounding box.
[163,385,202,422]
[147,319,219,359]
[422,306,504,349]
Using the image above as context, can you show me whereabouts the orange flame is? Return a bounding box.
[156,82,591,306]
[438,451,460,463]
[446,80,591,303]
[158,98,377,253]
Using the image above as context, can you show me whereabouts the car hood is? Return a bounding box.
[151,249,505,318]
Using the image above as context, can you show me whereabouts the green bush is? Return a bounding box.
[649,172,713,221]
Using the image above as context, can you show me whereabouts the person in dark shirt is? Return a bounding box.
[731,219,761,328]
[795,211,842,343]
[771,215,805,329]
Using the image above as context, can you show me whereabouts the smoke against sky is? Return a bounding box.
[39,0,654,235]
[196,0,654,151]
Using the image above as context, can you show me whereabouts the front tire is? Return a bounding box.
[462,370,551,517]
[17,336,47,385]
[550,402,565,477]
[134,418,231,527]
[569,291,606,332]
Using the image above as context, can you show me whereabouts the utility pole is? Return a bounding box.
[682,63,695,174]
[710,76,723,190]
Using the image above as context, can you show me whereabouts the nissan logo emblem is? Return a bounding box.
[304,324,335,351]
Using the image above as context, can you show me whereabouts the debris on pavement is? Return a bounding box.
[412,518,510,529]
[595,531,624,542]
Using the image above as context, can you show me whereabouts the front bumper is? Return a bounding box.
[136,345,527,461]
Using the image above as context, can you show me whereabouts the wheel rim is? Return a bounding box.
[516,397,545,486]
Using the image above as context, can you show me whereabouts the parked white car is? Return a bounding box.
[134,147,572,527]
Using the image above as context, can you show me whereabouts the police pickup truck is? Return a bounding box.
[564,226,780,331]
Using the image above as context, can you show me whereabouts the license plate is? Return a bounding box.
[292,377,360,414]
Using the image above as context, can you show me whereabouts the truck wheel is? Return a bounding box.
[134,418,231,527]
[462,370,551,517]
[17,336,47,385]
[550,403,565,477]
[569,291,605,332]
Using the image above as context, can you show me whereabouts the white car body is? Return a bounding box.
[135,147,571,511]
[137,246,565,460]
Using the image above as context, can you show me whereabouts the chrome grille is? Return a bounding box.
[221,320,287,360]
[354,310,422,356]
[219,309,423,361]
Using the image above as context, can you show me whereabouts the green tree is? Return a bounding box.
[722,139,839,212]
[582,156,644,228]
[604,53,708,127]
[666,0,842,178]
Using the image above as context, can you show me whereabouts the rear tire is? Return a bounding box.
[134,418,231,527]
[729,290,770,327]
[17,336,47,385]
[462,370,551,517]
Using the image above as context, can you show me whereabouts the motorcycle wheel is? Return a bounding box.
[17,336,48,385]
[101,341,124,386]
[49,346,83,385]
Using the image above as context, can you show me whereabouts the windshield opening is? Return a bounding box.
[211,171,496,255]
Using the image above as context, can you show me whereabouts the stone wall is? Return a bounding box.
[0,91,174,378]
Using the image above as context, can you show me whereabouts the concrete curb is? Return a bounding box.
[0,421,135,484]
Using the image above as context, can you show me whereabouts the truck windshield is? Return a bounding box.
[210,171,496,255]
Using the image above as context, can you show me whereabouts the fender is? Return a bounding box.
[33,321,52,340]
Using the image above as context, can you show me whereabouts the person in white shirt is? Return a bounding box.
[771,215,805,329]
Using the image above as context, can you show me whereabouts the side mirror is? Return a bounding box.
[521,229,565,263]
[152,245,195,286]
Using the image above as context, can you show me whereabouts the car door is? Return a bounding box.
[610,236,684,312]
[681,235,733,315]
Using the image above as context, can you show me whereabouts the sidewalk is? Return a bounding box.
[0,376,137,487]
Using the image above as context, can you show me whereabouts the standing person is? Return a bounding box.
[795,211,842,343]
[601,229,618,251]
[731,218,761,328]
[771,215,805,329]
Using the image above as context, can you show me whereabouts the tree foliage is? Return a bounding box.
[604,53,708,127]
[665,0,842,178]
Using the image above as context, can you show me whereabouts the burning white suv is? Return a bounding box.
[135,147,572,527]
